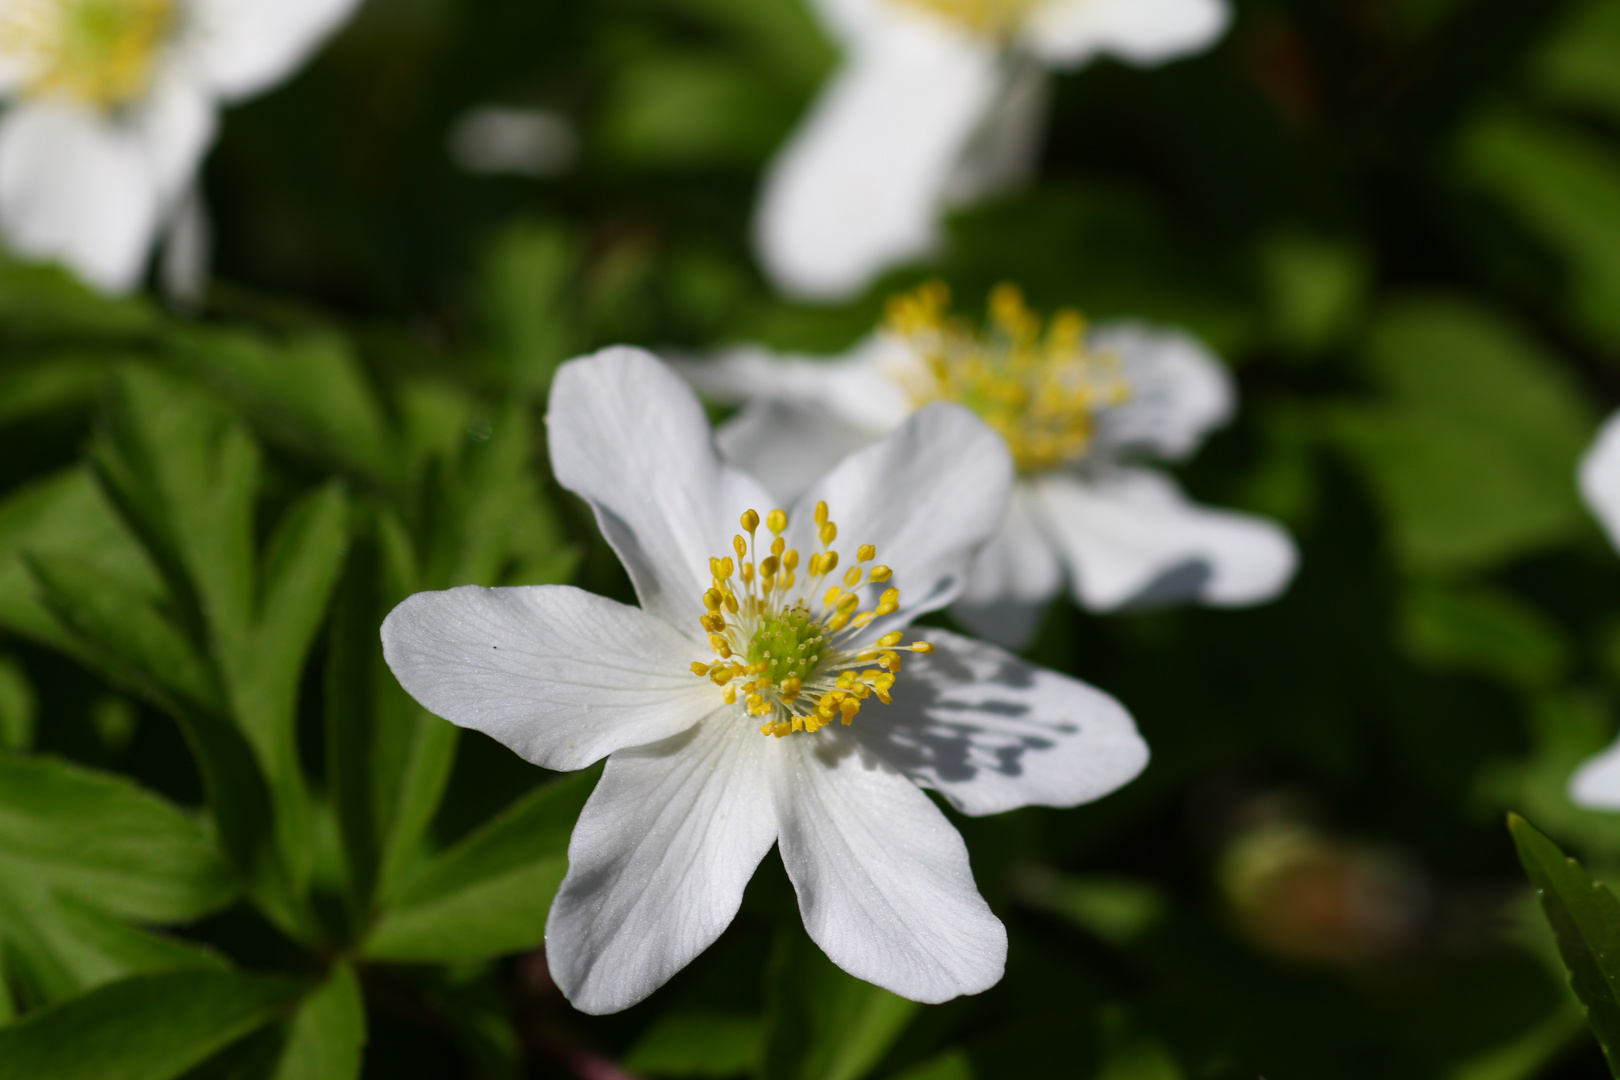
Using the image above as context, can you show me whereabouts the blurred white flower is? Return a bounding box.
[1569,412,1620,809]
[381,347,1148,1014]
[755,0,1230,301]
[447,105,578,178]
[0,0,361,293]
[682,282,1297,648]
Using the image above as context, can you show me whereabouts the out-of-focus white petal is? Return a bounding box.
[1090,322,1234,463]
[1571,735,1620,810]
[787,403,1014,630]
[754,19,1003,300]
[941,53,1047,209]
[717,400,886,507]
[857,629,1146,816]
[951,483,1065,649]
[188,0,361,102]
[1037,468,1297,611]
[133,67,217,210]
[677,339,911,433]
[0,103,160,293]
[1578,410,1620,553]
[159,184,210,306]
[548,718,777,1014]
[381,585,720,773]
[774,730,1006,1002]
[1024,0,1231,69]
[547,348,774,633]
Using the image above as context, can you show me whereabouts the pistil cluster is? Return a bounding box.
[891,0,1042,40]
[885,281,1131,475]
[0,0,175,108]
[690,504,934,738]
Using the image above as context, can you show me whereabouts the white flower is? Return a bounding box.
[381,347,1148,1014]
[755,0,1230,300]
[682,282,1297,648]
[1568,412,1620,809]
[0,0,360,293]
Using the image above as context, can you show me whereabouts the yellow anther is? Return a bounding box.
[733,535,748,559]
[820,522,838,545]
[826,611,852,633]
[719,557,735,579]
[711,667,737,686]
[724,685,737,704]
[724,591,739,614]
[879,587,900,608]
[704,588,723,610]
[701,612,726,633]
[741,509,760,533]
[761,556,780,578]
[741,562,755,584]
[823,586,843,606]
[821,551,839,574]
[771,537,786,557]
[869,565,892,583]
[783,550,800,571]
[691,662,712,676]
[878,652,900,672]
[877,631,905,647]
[767,509,788,535]
[853,612,877,629]
[909,642,935,654]
[708,634,732,658]
[857,545,876,562]
[843,567,862,588]
[836,593,860,614]
[780,677,803,702]
[815,501,829,526]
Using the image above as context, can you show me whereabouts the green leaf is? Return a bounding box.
[1010,868,1169,947]
[477,220,580,396]
[762,927,919,1080]
[0,970,298,1080]
[1459,111,1620,346]
[1258,231,1372,355]
[1400,582,1569,690]
[1332,296,1595,572]
[1507,813,1620,1072]
[622,1011,763,1077]
[363,771,595,963]
[0,755,233,923]
[0,656,36,751]
[887,1052,974,1080]
[263,964,365,1080]
[1532,0,1620,124]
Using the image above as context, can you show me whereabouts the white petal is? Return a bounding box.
[133,67,217,211]
[547,347,774,633]
[1571,735,1620,811]
[547,717,777,1014]
[676,339,911,433]
[857,629,1146,816]
[1579,411,1620,554]
[188,0,361,102]
[951,484,1065,649]
[788,403,1014,630]
[380,585,719,772]
[717,400,885,506]
[774,730,1006,1002]
[0,104,160,293]
[1024,0,1231,69]
[754,21,1003,300]
[941,54,1048,209]
[1037,468,1297,611]
[1090,322,1234,463]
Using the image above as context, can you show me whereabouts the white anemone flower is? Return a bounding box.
[756,0,1230,300]
[1568,412,1620,809]
[681,282,1298,649]
[0,0,361,293]
[381,347,1149,1014]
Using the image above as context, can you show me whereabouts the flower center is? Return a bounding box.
[690,504,934,738]
[0,0,176,109]
[888,0,1042,40]
[883,281,1131,475]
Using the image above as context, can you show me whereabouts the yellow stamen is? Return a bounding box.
[1,0,176,110]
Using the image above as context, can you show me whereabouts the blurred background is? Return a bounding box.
[5,0,1620,1077]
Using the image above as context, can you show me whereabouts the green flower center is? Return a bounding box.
[747,604,828,686]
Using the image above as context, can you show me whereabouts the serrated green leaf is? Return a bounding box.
[762,927,919,1080]
[363,771,595,963]
[0,756,232,923]
[0,970,298,1080]
[263,964,365,1080]
[1508,814,1620,1072]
